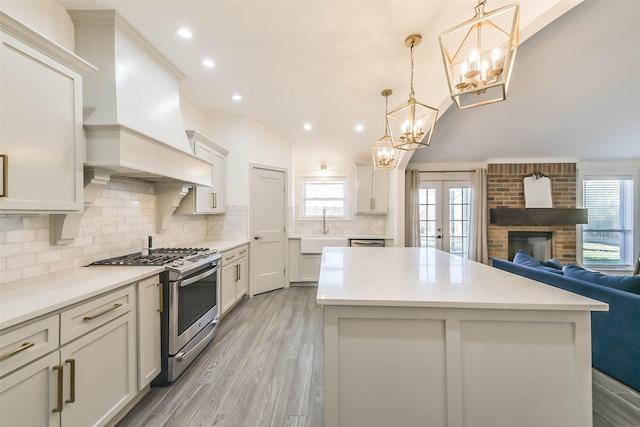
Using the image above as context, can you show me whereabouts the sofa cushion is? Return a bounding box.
[513,250,563,274]
[543,258,564,270]
[564,263,640,295]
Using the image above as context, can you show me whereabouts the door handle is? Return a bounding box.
[254,235,262,240]
[437,235,442,239]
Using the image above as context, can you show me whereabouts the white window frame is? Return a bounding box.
[577,165,639,271]
[299,175,350,220]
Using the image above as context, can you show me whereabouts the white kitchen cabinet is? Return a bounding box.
[136,276,161,390]
[0,13,94,213]
[219,245,249,317]
[59,311,136,427]
[354,163,388,214]
[177,131,228,215]
[0,351,61,427]
[300,255,322,282]
[0,281,141,427]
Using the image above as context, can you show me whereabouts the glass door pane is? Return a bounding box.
[419,182,442,250]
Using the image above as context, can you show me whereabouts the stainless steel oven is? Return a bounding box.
[166,258,220,381]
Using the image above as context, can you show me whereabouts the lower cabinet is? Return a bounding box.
[59,312,136,427]
[0,275,159,427]
[136,276,161,390]
[0,352,61,427]
[220,244,249,317]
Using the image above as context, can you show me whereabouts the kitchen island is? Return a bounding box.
[317,247,608,427]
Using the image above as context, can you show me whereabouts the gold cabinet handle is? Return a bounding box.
[53,365,63,412]
[236,264,240,281]
[211,192,215,209]
[213,192,217,209]
[65,359,76,403]
[238,248,247,255]
[0,154,7,198]
[157,283,163,313]
[0,341,35,361]
[83,303,123,321]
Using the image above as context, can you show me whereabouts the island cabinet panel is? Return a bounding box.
[337,317,447,427]
[323,306,594,427]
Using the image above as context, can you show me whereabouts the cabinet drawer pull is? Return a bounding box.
[158,283,164,313]
[238,248,247,255]
[236,264,240,281]
[83,303,123,320]
[65,359,76,403]
[0,154,7,198]
[0,341,35,361]
[225,253,235,261]
[53,365,63,413]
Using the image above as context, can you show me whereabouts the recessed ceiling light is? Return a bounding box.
[304,123,312,131]
[232,94,242,101]
[177,28,192,39]
[355,124,364,132]
[202,59,215,68]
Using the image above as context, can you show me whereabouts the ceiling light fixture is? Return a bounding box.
[177,28,192,39]
[355,124,364,132]
[202,59,214,68]
[371,89,398,171]
[439,0,519,109]
[231,94,242,101]
[304,123,312,131]
[387,34,439,151]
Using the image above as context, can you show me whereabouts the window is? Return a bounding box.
[303,178,346,218]
[582,176,634,267]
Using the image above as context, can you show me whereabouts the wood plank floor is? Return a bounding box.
[117,287,640,427]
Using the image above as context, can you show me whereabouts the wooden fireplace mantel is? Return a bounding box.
[490,208,588,226]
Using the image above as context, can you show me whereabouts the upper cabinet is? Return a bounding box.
[176,131,228,215]
[354,163,388,214]
[0,12,95,213]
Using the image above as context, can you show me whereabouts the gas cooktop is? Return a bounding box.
[90,247,218,268]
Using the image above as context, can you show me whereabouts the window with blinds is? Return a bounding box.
[303,178,346,217]
[582,176,634,267]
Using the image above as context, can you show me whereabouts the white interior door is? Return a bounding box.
[420,180,471,257]
[250,166,287,295]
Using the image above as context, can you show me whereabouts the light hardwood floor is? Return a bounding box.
[117,287,640,427]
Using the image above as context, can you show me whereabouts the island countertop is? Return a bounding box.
[316,247,608,312]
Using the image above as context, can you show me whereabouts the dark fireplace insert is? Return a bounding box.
[508,231,553,262]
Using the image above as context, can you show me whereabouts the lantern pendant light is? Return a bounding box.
[387,34,439,151]
[372,89,399,170]
[439,0,519,109]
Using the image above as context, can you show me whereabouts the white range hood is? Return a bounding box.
[68,10,211,186]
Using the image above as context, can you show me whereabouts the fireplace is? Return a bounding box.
[508,231,553,262]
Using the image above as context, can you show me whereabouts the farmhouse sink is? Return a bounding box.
[300,236,348,254]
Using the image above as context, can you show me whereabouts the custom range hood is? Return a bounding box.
[68,10,211,186]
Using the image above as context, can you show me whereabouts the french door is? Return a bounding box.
[419,180,471,257]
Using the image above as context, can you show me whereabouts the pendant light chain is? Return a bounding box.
[409,40,415,99]
[384,94,390,135]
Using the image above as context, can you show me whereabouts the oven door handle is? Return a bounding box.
[178,264,219,288]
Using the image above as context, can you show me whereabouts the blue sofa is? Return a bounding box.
[492,257,640,392]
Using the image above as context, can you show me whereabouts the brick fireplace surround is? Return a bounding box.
[488,163,578,263]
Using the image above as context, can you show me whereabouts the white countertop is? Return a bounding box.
[189,239,249,253]
[316,247,609,311]
[289,235,392,240]
[0,266,164,330]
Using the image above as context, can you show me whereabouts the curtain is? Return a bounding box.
[405,170,421,247]
[469,168,489,264]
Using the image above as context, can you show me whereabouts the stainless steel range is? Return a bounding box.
[91,247,221,384]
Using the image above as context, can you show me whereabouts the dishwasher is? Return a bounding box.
[349,239,385,247]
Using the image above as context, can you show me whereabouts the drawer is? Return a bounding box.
[221,245,249,266]
[0,315,59,377]
[60,285,134,345]
[235,245,248,259]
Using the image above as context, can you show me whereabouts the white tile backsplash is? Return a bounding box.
[0,177,248,285]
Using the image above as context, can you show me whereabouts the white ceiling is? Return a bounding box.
[56,0,638,164]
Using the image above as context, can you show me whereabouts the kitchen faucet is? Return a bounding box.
[323,208,329,235]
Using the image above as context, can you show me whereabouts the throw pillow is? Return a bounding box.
[564,263,640,295]
[543,258,564,270]
[513,250,563,274]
